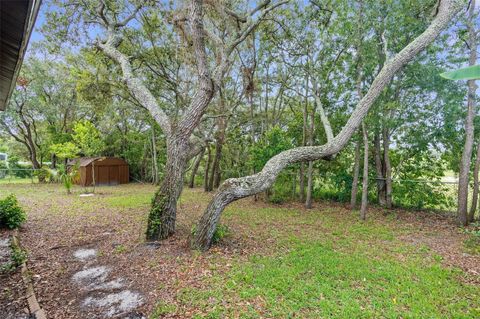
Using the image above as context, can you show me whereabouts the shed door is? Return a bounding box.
[109,166,119,185]
[97,166,109,185]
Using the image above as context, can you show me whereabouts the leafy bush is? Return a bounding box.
[0,195,27,229]
[269,193,285,204]
[211,224,231,244]
[0,243,27,273]
[191,223,231,245]
[58,164,77,194]
[34,166,51,183]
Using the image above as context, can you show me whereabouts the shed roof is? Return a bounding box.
[1,0,42,111]
[68,157,128,167]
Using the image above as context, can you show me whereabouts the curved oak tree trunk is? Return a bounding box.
[146,138,190,240]
[191,0,462,250]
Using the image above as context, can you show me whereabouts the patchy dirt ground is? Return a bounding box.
[0,231,29,319]
[0,183,479,318]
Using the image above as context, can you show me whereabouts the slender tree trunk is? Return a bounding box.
[458,0,477,226]
[299,76,309,201]
[191,0,463,250]
[204,144,212,192]
[305,104,316,209]
[151,125,159,185]
[374,133,386,205]
[470,142,480,222]
[299,163,305,201]
[213,141,224,188]
[146,138,190,241]
[382,127,393,208]
[351,137,361,209]
[360,122,369,220]
[189,147,205,188]
[51,154,57,169]
[210,118,226,190]
[305,161,314,208]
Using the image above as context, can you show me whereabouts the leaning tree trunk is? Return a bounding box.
[191,0,462,251]
[351,136,361,209]
[458,0,477,226]
[146,138,190,241]
[469,142,480,222]
[360,122,369,220]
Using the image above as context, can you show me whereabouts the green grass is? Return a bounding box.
[0,183,478,318]
[178,242,478,318]
[175,205,480,318]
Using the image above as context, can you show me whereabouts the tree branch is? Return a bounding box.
[192,0,465,250]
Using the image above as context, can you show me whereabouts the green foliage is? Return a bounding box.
[441,65,480,81]
[191,223,231,245]
[249,126,293,172]
[49,142,79,160]
[0,194,26,229]
[72,120,105,157]
[0,243,27,273]
[34,166,51,183]
[58,164,77,194]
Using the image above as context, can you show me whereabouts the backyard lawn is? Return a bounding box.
[1,183,479,318]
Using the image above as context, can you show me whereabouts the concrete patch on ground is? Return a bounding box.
[73,248,97,261]
[71,248,144,318]
[82,290,143,317]
[73,266,110,284]
[89,278,125,291]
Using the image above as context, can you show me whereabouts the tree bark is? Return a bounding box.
[374,133,387,206]
[299,163,305,201]
[305,104,316,209]
[351,135,361,209]
[151,125,159,185]
[299,76,309,201]
[458,0,477,226]
[204,144,212,192]
[146,138,190,240]
[189,147,205,188]
[382,127,393,208]
[209,113,226,190]
[469,142,480,222]
[192,0,462,250]
[360,122,369,220]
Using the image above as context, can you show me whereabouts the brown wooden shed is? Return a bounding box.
[69,157,129,186]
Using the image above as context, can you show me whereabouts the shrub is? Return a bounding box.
[0,243,27,273]
[34,167,51,183]
[58,164,77,194]
[0,194,26,229]
[191,223,231,245]
[269,193,285,204]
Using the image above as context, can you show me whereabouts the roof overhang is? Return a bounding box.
[0,0,42,111]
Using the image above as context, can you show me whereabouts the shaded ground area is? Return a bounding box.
[0,232,29,319]
[0,183,479,318]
